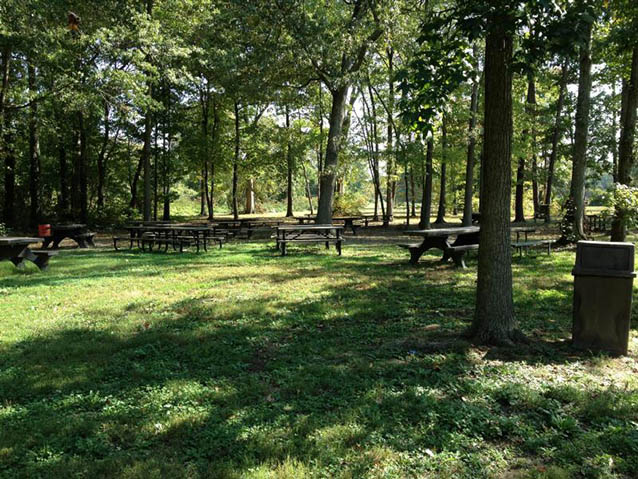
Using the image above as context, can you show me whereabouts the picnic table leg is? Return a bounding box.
[281,231,287,256]
[336,229,342,255]
[10,257,26,269]
[451,251,468,269]
[76,237,88,248]
[41,237,52,249]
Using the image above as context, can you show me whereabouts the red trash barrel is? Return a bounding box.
[38,224,52,237]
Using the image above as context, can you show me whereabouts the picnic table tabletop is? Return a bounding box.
[51,223,86,229]
[0,237,42,245]
[277,224,344,231]
[406,225,535,237]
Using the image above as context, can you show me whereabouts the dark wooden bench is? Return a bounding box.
[511,240,552,257]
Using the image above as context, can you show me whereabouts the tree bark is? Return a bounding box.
[78,112,88,223]
[435,114,448,224]
[245,178,255,214]
[232,101,240,220]
[463,50,480,226]
[514,75,536,223]
[384,47,395,227]
[544,61,568,222]
[57,112,69,217]
[28,63,41,226]
[470,18,520,345]
[410,165,416,217]
[2,109,15,227]
[316,85,349,224]
[0,45,10,145]
[142,90,152,221]
[561,21,593,243]
[97,100,110,210]
[285,105,294,217]
[419,137,434,229]
[611,46,638,242]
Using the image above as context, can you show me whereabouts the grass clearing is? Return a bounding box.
[1,240,637,478]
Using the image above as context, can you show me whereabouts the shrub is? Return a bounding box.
[333,192,366,216]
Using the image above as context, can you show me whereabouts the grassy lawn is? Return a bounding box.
[1,240,637,478]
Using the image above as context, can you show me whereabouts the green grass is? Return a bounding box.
[1,241,637,478]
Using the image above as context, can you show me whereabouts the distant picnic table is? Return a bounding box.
[41,224,95,249]
[0,237,58,271]
[400,225,537,268]
[116,224,225,252]
[274,224,344,256]
[295,215,363,234]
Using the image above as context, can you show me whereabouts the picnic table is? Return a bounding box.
[116,224,224,252]
[295,215,363,234]
[0,237,58,271]
[41,224,95,249]
[274,224,344,256]
[400,225,537,267]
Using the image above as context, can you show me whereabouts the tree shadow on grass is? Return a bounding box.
[2,246,635,477]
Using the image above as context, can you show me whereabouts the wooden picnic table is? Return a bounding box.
[0,237,58,271]
[295,215,363,234]
[401,225,536,266]
[120,224,223,252]
[41,224,94,249]
[274,224,344,256]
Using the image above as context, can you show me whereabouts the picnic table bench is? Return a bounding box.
[41,224,95,249]
[0,237,58,271]
[274,224,344,256]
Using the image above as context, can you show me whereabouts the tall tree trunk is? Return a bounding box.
[368,82,381,221]
[208,102,219,220]
[611,46,638,242]
[78,112,88,223]
[200,179,206,216]
[129,156,143,210]
[142,92,152,221]
[612,81,619,183]
[561,21,593,243]
[435,114,448,224]
[232,101,240,220]
[317,83,324,202]
[384,47,395,227]
[410,165,416,217]
[419,137,434,229]
[57,116,69,216]
[528,74,539,219]
[301,160,314,215]
[463,53,480,226]
[0,45,10,145]
[285,105,294,217]
[2,109,15,227]
[28,63,41,226]
[245,178,255,214]
[317,86,349,224]
[544,61,568,222]
[97,100,110,210]
[470,18,520,345]
[514,75,536,223]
